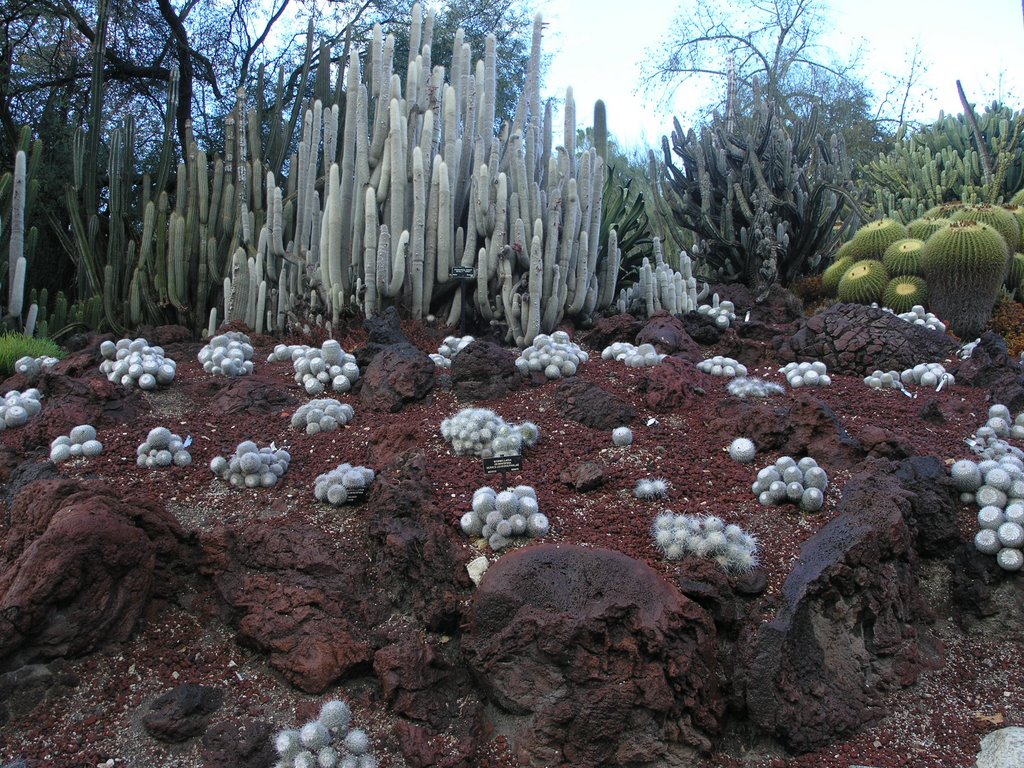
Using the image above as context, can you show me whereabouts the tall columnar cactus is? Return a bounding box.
[660,86,858,300]
[6,151,27,323]
[865,102,1024,220]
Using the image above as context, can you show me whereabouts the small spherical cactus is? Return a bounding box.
[728,437,756,463]
[612,426,633,447]
[950,460,983,492]
[997,548,1024,571]
[975,529,1001,555]
[634,478,669,500]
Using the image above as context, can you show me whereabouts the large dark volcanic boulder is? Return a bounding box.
[553,378,635,429]
[462,544,721,767]
[198,522,378,693]
[0,478,189,671]
[360,343,435,412]
[635,312,702,360]
[449,340,520,401]
[774,303,959,375]
[735,464,940,752]
[950,331,1024,412]
[707,392,865,471]
[141,683,224,742]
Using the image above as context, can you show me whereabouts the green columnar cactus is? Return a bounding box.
[921,220,1010,338]
[865,103,1024,220]
[6,150,26,323]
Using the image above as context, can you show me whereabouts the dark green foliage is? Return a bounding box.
[601,164,654,286]
[660,93,858,300]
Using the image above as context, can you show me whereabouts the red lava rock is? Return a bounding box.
[707,392,865,471]
[462,543,721,767]
[360,343,436,413]
[0,478,189,670]
[636,311,702,360]
[735,462,942,753]
[559,460,605,491]
[552,377,635,429]
[449,341,521,401]
[198,522,377,693]
[202,371,299,419]
[579,313,644,350]
[637,355,710,411]
[200,717,277,768]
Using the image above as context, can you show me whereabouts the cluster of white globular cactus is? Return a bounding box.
[0,388,42,429]
[651,512,758,572]
[697,355,747,378]
[779,361,831,388]
[14,355,59,377]
[136,426,192,468]
[863,369,906,390]
[904,362,954,389]
[210,440,291,489]
[429,335,475,368]
[634,478,669,500]
[612,426,633,447]
[99,338,176,390]
[751,456,828,512]
[886,304,946,333]
[50,424,103,463]
[514,331,589,379]
[726,377,785,399]
[952,448,1024,572]
[696,294,736,329]
[601,342,664,368]
[288,340,361,396]
[439,408,539,458]
[273,699,377,768]
[198,332,254,377]
[459,485,549,551]
[314,464,375,506]
[728,437,757,463]
[290,399,355,435]
[976,403,1024,441]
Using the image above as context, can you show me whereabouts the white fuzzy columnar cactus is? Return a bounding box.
[726,377,785,398]
[615,241,708,317]
[651,512,758,573]
[751,456,828,512]
[99,338,176,390]
[274,698,378,768]
[514,331,589,379]
[210,440,291,488]
[440,408,539,457]
[460,485,549,550]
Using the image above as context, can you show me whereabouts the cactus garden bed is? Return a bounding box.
[0,312,1022,768]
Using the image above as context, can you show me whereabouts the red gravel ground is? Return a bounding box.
[0,318,1021,768]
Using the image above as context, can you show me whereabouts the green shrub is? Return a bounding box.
[0,333,65,377]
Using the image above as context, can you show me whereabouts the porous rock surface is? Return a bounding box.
[707,392,865,471]
[462,543,721,767]
[0,478,189,671]
[950,331,1024,412]
[449,340,520,400]
[637,356,709,412]
[735,463,940,753]
[141,683,224,743]
[774,302,959,376]
[360,343,436,412]
[552,378,635,430]
[635,311,702,360]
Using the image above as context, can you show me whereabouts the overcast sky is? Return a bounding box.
[538,0,1024,150]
